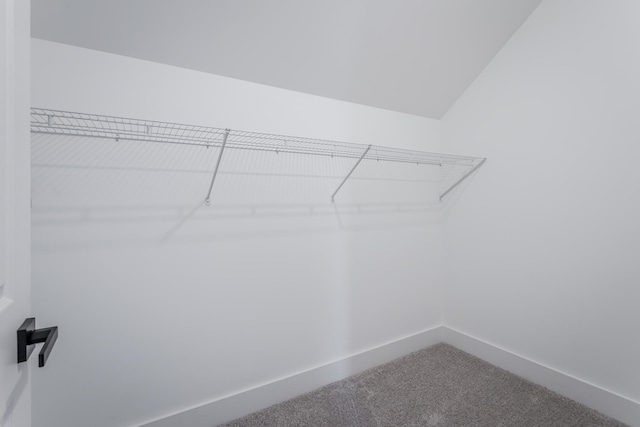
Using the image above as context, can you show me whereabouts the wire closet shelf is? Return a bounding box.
[31,108,486,203]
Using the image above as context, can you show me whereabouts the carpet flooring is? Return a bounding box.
[221,343,627,427]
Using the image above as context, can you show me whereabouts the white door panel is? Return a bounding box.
[1,1,31,426]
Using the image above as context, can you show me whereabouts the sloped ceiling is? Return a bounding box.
[31,0,541,119]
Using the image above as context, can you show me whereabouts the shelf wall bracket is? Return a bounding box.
[331,144,372,203]
[439,158,486,201]
[204,129,230,206]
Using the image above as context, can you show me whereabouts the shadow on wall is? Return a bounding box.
[31,201,442,254]
[31,134,446,254]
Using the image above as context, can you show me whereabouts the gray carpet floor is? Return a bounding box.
[221,343,627,427]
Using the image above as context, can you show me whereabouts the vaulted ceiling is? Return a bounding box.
[31,0,541,119]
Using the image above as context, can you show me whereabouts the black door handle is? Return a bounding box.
[17,318,59,367]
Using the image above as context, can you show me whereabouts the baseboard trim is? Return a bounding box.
[137,325,443,427]
[442,326,640,427]
[138,325,639,427]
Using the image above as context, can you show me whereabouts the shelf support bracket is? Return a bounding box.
[439,158,486,201]
[205,129,230,206]
[331,145,371,203]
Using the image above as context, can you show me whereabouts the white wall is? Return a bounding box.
[31,39,443,427]
[443,0,640,410]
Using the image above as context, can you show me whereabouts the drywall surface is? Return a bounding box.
[31,39,443,427]
[443,0,640,411]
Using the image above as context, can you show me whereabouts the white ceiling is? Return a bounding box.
[31,0,541,119]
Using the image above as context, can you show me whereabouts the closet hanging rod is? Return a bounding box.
[30,108,485,169]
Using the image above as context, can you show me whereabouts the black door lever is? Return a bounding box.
[17,318,59,367]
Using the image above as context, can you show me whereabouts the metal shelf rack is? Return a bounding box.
[30,108,486,204]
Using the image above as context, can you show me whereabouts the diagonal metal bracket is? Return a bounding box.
[331,145,372,203]
[439,158,486,201]
[205,129,230,206]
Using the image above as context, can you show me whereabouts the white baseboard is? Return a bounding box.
[137,325,443,427]
[138,325,639,427]
[442,326,640,427]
